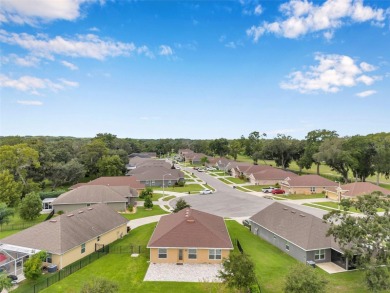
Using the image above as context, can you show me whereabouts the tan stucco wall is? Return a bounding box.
[51,223,127,269]
[149,248,230,264]
[53,202,126,213]
[326,190,339,200]
[250,177,281,186]
[281,185,329,195]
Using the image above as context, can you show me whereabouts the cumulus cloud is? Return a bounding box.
[356,90,377,97]
[17,100,43,106]
[0,30,153,60]
[247,0,386,41]
[254,5,263,15]
[0,53,40,67]
[280,54,380,93]
[0,0,100,25]
[0,74,78,95]
[61,60,78,70]
[159,45,173,56]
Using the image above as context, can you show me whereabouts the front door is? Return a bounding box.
[178,249,183,262]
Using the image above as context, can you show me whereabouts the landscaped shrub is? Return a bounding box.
[127,204,134,212]
[57,210,64,215]
[139,187,153,199]
[39,190,67,200]
[175,181,185,187]
[144,196,153,209]
[275,182,280,188]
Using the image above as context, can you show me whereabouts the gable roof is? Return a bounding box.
[128,167,184,181]
[251,168,298,180]
[282,175,336,187]
[53,185,130,205]
[0,204,128,255]
[250,202,340,251]
[147,209,233,249]
[327,182,390,197]
[69,176,145,190]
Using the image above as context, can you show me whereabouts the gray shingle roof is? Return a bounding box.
[0,203,128,254]
[282,175,336,187]
[250,202,341,251]
[128,167,184,181]
[148,209,233,249]
[326,181,390,197]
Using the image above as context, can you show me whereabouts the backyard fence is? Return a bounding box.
[0,222,40,232]
[15,243,146,293]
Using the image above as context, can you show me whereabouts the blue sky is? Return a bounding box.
[0,0,389,139]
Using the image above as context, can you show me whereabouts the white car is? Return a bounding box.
[261,187,276,193]
[200,189,213,194]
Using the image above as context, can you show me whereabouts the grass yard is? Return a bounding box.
[162,195,176,201]
[0,229,21,239]
[120,206,169,221]
[137,193,165,201]
[6,212,46,226]
[225,177,247,184]
[313,202,385,213]
[278,193,327,200]
[379,183,390,190]
[235,186,250,192]
[185,178,196,182]
[153,184,204,193]
[218,178,233,184]
[302,203,335,212]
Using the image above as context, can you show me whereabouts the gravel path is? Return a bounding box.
[144,263,223,282]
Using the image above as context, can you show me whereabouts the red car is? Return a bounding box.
[271,189,285,195]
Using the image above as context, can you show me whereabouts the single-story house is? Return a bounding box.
[0,203,128,270]
[147,208,233,264]
[249,202,352,270]
[325,181,390,201]
[42,198,56,213]
[178,149,194,161]
[229,164,251,177]
[249,168,298,185]
[280,175,337,195]
[52,185,137,213]
[126,158,172,171]
[127,167,185,187]
[185,153,212,165]
[128,152,157,159]
[69,176,145,191]
[207,157,232,171]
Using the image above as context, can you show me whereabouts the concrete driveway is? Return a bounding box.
[171,167,328,219]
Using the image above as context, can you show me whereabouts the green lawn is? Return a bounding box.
[153,184,204,193]
[313,202,384,213]
[204,184,215,191]
[225,177,247,184]
[162,195,176,201]
[0,229,21,239]
[302,203,335,212]
[137,193,165,201]
[235,186,250,192]
[6,211,46,226]
[278,193,327,200]
[120,206,169,221]
[379,183,390,190]
[185,178,196,182]
[218,178,232,184]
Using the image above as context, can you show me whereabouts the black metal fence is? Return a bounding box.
[0,222,40,232]
[16,244,145,293]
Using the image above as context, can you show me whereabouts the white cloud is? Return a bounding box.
[356,90,377,97]
[0,74,78,95]
[1,53,40,67]
[61,60,78,70]
[159,45,173,56]
[280,54,379,94]
[360,61,377,72]
[247,0,386,41]
[58,78,79,87]
[17,100,43,106]
[89,27,100,32]
[0,0,100,25]
[225,41,244,49]
[254,5,263,15]
[0,30,152,60]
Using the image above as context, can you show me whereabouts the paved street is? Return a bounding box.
[170,167,328,219]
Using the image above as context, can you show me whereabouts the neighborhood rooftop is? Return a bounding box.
[69,176,145,190]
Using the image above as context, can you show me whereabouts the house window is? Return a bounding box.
[86,203,91,207]
[81,243,86,254]
[151,181,155,186]
[46,253,52,263]
[310,187,316,193]
[315,249,325,260]
[97,236,100,242]
[209,249,222,260]
[158,248,167,259]
[188,248,197,259]
[286,243,290,251]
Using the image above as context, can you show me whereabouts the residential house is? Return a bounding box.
[69,176,145,191]
[249,168,298,185]
[147,208,233,264]
[52,185,138,213]
[207,157,232,171]
[229,163,251,177]
[126,158,172,172]
[325,181,390,201]
[178,149,194,161]
[128,152,157,159]
[249,202,352,270]
[0,203,128,270]
[127,166,184,187]
[280,175,337,195]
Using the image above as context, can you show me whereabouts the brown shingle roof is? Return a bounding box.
[250,202,341,251]
[70,176,145,190]
[282,175,336,187]
[0,204,128,255]
[251,168,297,180]
[327,182,390,197]
[147,209,233,249]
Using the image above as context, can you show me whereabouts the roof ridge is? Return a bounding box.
[191,214,231,247]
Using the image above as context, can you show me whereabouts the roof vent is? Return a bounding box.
[67,214,74,217]
[299,214,305,217]
[88,208,93,210]
[49,220,57,223]
[283,208,288,210]
[186,219,195,223]
[78,211,84,214]
[291,211,296,214]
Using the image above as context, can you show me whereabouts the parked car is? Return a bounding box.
[206,167,216,171]
[175,166,181,170]
[200,189,213,194]
[271,189,286,194]
[193,167,199,170]
[198,168,206,172]
[261,186,275,193]
[242,219,251,228]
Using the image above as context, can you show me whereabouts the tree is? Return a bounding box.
[24,251,47,280]
[79,139,109,176]
[263,134,298,170]
[284,263,328,293]
[0,143,40,187]
[0,203,14,228]
[324,192,390,291]
[94,133,118,149]
[97,155,124,176]
[0,170,22,207]
[373,137,390,185]
[19,192,42,221]
[140,187,153,199]
[218,252,256,293]
[210,138,230,157]
[173,198,191,213]
[229,139,242,161]
[313,137,354,183]
[346,136,376,182]
[49,159,86,189]
[0,271,12,292]
[144,196,153,209]
[200,156,209,166]
[80,277,119,293]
